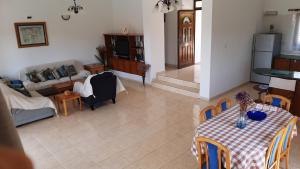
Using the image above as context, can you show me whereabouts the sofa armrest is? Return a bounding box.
[22,81,34,90]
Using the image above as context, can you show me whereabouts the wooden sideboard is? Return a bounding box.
[272,56,300,116]
[104,34,150,85]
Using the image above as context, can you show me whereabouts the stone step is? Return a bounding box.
[156,74,200,89]
[152,79,199,98]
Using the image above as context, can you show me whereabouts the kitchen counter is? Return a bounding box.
[279,55,300,60]
[253,68,300,80]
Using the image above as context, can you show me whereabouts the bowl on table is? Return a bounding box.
[247,110,267,121]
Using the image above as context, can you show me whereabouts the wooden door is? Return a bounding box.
[178,10,195,69]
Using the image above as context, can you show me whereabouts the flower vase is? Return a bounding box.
[236,103,247,129]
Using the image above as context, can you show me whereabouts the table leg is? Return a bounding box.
[63,100,68,116]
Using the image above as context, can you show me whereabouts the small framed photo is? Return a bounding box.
[14,22,49,48]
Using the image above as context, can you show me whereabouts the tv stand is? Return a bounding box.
[104,34,150,85]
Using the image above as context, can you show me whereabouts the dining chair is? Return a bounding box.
[263,94,291,111]
[216,97,232,113]
[280,117,298,169]
[196,137,230,169]
[199,106,218,123]
[265,128,288,169]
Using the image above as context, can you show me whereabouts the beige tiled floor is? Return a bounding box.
[17,80,299,169]
[160,64,200,83]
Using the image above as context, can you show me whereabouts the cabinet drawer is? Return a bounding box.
[272,58,290,70]
[290,59,300,71]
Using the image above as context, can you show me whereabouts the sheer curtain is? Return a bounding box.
[293,13,300,51]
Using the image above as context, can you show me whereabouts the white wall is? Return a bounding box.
[195,11,202,64]
[263,0,300,55]
[199,0,213,99]
[0,0,113,79]
[165,11,178,66]
[181,0,194,10]
[112,0,143,34]
[142,0,165,81]
[264,0,300,15]
[200,0,264,99]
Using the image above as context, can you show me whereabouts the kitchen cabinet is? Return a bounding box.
[273,58,290,70]
[271,57,300,116]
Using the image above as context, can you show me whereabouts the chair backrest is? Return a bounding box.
[196,137,230,169]
[265,128,287,169]
[90,72,117,101]
[263,94,291,111]
[199,106,218,123]
[216,97,232,113]
[269,77,296,92]
[282,117,298,153]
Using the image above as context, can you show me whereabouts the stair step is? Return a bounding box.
[152,79,199,98]
[157,74,200,89]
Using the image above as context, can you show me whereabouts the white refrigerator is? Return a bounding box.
[251,33,282,84]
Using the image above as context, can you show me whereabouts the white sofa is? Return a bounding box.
[20,60,91,91]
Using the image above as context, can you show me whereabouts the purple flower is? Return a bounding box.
[236,91,252,105]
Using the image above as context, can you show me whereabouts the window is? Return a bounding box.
[194,0,202,10]
[293,14,300,50]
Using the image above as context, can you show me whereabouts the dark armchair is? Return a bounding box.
[82,72,117,110]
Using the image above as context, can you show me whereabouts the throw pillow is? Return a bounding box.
[65,65,77,76]
[26,71,41,83]
[52,69,61,80]
[37,71,47,82]
[43,68,55,80]
[56,66,68,77]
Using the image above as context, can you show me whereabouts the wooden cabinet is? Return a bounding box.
[290,59,300,71]
[273,58,290,70]
[84,64,104,74]
[271,57,300,116]
[104,34,150,85]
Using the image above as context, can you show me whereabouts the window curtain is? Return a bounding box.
[293,13,300,51]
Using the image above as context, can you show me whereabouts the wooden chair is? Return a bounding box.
[216,97,232,113]
[263,94,291,111]
[265,128,288,169]
[199,106,218,123]
[280,117,298,169]
[196,137,230,169]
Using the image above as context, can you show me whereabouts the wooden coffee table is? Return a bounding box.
[55,92,82,116]
[37,79,85,97]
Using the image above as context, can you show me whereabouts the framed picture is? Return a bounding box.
[14,22,49,48]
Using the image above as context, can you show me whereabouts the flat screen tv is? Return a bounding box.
[115,37,129,59]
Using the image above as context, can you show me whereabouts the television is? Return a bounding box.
[115,37,129,59]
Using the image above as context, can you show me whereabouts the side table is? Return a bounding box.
[55,92,82,116]
[84,63,104,74]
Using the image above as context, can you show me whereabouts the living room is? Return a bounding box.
[0,0,300,169]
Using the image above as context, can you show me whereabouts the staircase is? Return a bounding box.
[152,73,200,98]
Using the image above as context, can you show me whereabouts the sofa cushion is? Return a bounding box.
[43,68,55,81]
[26,71,41,83]
[56,66,68,77]
[51,69,61,80]
[65,65,77,76]
[36,71,47,82]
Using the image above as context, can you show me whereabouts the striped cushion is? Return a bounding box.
[283,124,293,151]
[268,133,283,167]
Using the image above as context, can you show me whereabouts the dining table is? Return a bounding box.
[191,104,298,169]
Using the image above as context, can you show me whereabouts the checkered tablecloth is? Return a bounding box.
[191,105,298,169]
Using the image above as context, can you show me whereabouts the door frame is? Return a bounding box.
[177,10,196,69]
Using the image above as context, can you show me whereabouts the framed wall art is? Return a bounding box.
[14,22,49,48]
